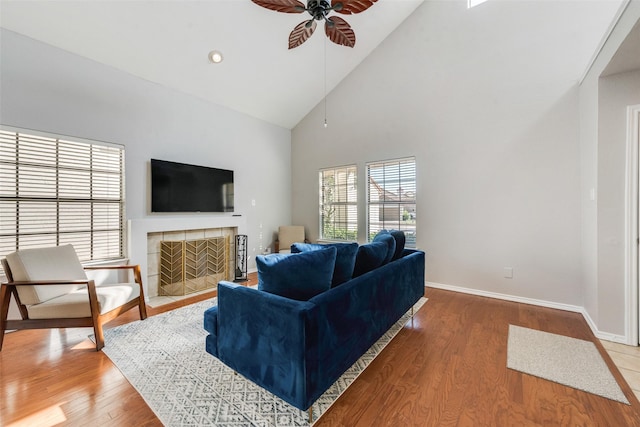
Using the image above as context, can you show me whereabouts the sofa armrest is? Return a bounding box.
[400,248,420,258]
[215,281,316,410]
[203,306,219,357]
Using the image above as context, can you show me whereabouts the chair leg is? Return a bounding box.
[138,299,148,320]
[308,407,313,423]
[93,321,105,351]
[0,285,12,351]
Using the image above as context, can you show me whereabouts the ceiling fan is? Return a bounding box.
[251,0,379,49]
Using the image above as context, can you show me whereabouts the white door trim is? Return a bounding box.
[624,103,640,346]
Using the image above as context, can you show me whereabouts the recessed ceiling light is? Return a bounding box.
[208,50,223,64]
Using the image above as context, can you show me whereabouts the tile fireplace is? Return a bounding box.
[128,216,247,299]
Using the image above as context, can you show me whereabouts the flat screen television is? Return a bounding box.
[151,159,234,213]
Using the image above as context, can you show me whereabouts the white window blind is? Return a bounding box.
[0,128,125,262]
[319,165,357,241]
[367,157,416,248]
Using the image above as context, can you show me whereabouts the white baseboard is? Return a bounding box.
[426,281,629,344]
[580,308,630,344]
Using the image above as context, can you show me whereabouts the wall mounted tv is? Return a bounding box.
[151,159,234,213]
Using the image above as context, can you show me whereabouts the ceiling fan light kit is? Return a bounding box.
[251,0,378,49]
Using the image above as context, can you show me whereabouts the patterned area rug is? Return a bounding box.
[103,296,428,426]
[507,325,629,404]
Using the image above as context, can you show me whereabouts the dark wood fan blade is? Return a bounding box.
[251,0,306,13]
[325,16,355,47]
[331,0,378,15]
[289,20,317,49]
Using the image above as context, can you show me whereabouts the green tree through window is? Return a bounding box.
[319,166,357,241]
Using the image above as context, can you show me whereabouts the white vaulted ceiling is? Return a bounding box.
[0,0,423,129]
[0,0,629,129]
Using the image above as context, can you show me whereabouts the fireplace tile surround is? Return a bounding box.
[128,216,247,306]
[150,229,233,296]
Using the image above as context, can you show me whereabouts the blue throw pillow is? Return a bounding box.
[256,246,337,301]
[375,229,406,261]
[291,242,358,287]
[388,230,406,260]
[372,232,396,264]
[352,241,388,277]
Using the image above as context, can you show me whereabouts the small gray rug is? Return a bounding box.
[103,297,427,426]
[507,325,629,404]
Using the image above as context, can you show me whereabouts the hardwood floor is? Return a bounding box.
[602,340,640,401]
[1,276,639,426]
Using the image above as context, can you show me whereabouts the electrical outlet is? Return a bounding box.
[504,267,513,279]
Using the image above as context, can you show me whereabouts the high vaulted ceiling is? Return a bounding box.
[0,0,423,129]
[0,0,630,129]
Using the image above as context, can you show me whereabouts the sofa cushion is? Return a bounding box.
[5,244,88,305]
[291,242,358,287]
[372,232,396,264]
[26,282,140,319]
[257,246,337,301]
[375,230,406,261]
[388,230,406,260]
[352,241,389,277]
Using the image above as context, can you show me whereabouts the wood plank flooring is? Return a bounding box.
[602,340,640,402]
[1,276,639,426]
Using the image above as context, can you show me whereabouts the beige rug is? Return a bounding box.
[507,325,629,404]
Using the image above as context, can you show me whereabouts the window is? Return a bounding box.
[367,157,416,248]
[0,127,125,262]
[319,165,357,241]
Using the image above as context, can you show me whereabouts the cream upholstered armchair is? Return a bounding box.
[0,244,147,351]
[275,225,307,253]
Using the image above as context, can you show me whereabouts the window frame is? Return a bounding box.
[366,157,417,248]
[318,164,358,242]
[0,126,126,263]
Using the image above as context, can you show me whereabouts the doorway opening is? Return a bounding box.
[624,103,640,346]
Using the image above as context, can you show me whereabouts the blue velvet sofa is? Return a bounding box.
[203,243,425,413]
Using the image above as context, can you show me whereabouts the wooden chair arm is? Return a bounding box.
[83,265,140,271]
[83,264,143,287]
[1,279,91,287]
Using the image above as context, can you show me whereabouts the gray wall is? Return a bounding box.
[0,29,292,270]
[293,1,591,306]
